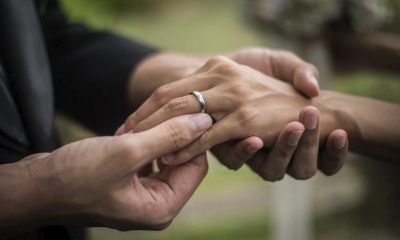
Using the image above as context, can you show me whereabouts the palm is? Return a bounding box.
[133,154,208,220]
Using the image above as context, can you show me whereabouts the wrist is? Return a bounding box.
[20,154,55,224]
[0,154,51,237]
[313,90,359,144]
[23,151,95,227]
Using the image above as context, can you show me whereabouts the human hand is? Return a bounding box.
[211,106,348,180]
[123,56,348,180]
[225,48,347,179]
[227,47,320,97]
[22,113,212,231]
[129,47,319,108]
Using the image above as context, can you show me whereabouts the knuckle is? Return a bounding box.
[230,82,251,97]
[275,148,293,159]
[208,55,230,65]
[162,121,191,151]
[237,105,259,121]
[299,137,319,149]
[166,97,189,112]
[197,130,212,147]
[153,84,172,105]
[214,62,241,76]
[125,113,137,132]
[135,119,149,132]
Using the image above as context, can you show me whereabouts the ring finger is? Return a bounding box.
[125,73,218,132]
[133,90,217,133]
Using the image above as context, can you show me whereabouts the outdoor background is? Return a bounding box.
[56,0,400,239]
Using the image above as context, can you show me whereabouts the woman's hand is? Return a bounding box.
[123,56,348,180]
[129,47,320,109]
[1,113,212,238]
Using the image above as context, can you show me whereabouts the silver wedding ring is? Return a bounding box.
[191,91,206,113]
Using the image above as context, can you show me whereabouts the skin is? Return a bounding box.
[126,48,348,181]
[1,48,348,237]
[127,48,348,180]
[124,54,400,170]
[0,114,212,238]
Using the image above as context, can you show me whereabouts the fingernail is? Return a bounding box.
[287,131,304,146]
[246,144,260,154]
[189,114,212,133]
[303,111,318,130]
[161,154,174,165]
[309,75,319,88]
[334,135,346,149]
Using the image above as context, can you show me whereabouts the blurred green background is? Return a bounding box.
[56,0,400,239]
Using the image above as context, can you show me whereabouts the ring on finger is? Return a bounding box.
[190,91,206,113]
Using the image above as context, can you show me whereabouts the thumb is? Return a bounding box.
[262,49,320,98]
[293,65,320,98]
[134,113,212,164]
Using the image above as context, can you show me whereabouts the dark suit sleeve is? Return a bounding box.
[40,0,158,135]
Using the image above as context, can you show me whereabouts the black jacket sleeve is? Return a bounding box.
[39,0,157,135]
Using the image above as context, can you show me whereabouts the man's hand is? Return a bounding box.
[0,113,212,238]
[124,56,348,181]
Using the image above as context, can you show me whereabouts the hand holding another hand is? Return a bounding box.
[11,114,212,234]
[124,53,348,181]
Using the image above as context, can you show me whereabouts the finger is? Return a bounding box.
[125,74,217,133]
[163,153,208,211]
[134,90,215,133]
[269,50,320,97]
[211,136,264,170]
[318,129,348,176]
[156,158,168,172]
[160,114,237,165]
[18,153,51,165]
[287,106,320,180]
[259,122,305,181]
[115,124,125,136]
[189,55,237,76]
[245,149,269,177]
[293,66,319,98]
[132,113,212,167]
